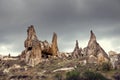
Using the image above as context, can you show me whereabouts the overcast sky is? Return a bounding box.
[0,0,120,56]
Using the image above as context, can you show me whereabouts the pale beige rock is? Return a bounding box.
[20,25,42,67]
[87,55,97,64]
[84,30,109,64]
[49,32,59,56]
[72,40,82,58]
[40,32,59,57]
[108,51,119,69]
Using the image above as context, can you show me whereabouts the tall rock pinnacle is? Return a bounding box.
[86,30,109,63]
[75,40,79,50]
[72,40,82,58]
[49,32,59,56]
[21,25,42,67]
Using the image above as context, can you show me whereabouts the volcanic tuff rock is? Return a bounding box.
[20,25,59,66]
[109,51,120,69]
[21,25,42,67]
[72,40,82,58]
[49,32,59,56]
[40,32,59,57]
[83,30,109,64]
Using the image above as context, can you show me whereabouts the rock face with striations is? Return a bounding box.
[21,25,42,67]
[84,30,109,64]
[72,40,82,58]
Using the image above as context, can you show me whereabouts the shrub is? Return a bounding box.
[66,70,80,80]
[83,70,109,80]
[54,73,63,80]
[113,72,120,80]
[101,62,111,71]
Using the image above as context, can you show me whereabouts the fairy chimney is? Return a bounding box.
[72,40,82,58]
[85,30,109,64]
[21,25,42,67]
[49,32,59,56]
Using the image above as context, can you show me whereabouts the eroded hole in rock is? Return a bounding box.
[42,51,52,58]
[27,47,32,51]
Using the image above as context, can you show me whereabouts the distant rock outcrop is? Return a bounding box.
[72,40,82,58]
[49,32,59,56]
[21,25,42,66]
[83,30,109,64]
[0,55,3,60]
[20,25,59,66]
[40,32,59,57]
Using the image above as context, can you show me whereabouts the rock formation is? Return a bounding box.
[83,30,109,64]
[0,55,3,61]
[21,25,42,67]
[109,51,120,69]
[20,25,59,66]
[40,32,59,57]
[49,32,59,56]
[72,40,82,58]
[87,55,97,64]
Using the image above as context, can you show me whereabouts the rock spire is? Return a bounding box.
[21,25,42,66]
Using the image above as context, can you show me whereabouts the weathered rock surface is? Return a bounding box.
[109,51,120,69]
[72,40,82,58]
[87,55,97,64]
[0,55,3,60]
[49,32,59,56]
[20,25,59,66]
[21,25,42,67]
[83,30,109,64]
[40,32,59,57]
[40,33,59,57]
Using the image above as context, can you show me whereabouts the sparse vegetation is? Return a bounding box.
[66,70,80,80]
[101,62,111,71]
[113,72,120,80]
[83,70,109,80]
[0,58,119,80]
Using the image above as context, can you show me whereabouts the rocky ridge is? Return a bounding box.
[0,25,120,80]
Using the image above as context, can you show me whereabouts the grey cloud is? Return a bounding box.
[0,0,120,55]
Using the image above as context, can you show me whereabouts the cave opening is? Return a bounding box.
[28,47,32,51]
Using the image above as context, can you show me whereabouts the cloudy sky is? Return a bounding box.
[0,0,120,56]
